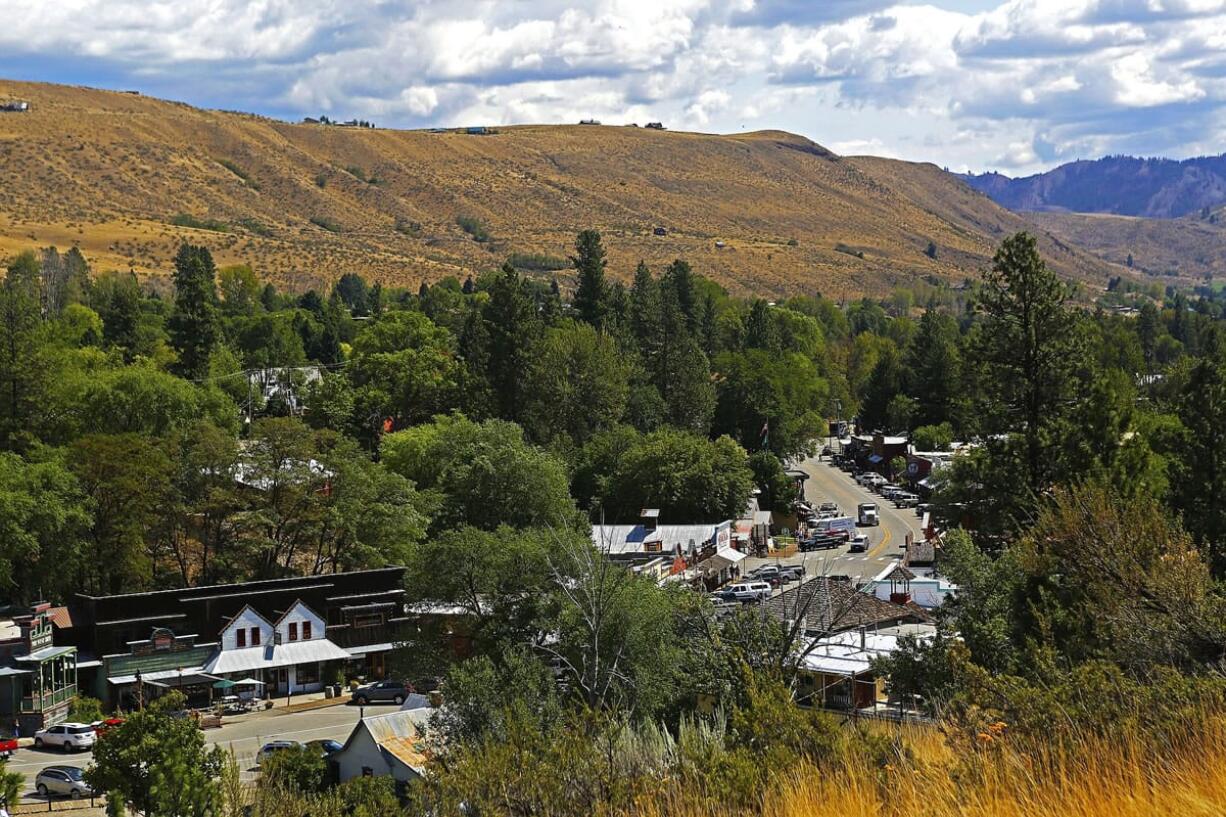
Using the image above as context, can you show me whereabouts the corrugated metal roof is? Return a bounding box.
[203,638,352,674]
[591,523,725,555]
[379,736,427,773]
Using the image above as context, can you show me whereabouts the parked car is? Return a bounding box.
[34,723,96,752]
[0,735,16,760]
[779,565,806,581]
[819,502,839,515]
[849,534,870,553]
[257,740,304,765]
[308,739,344,757]
[750,565,781,580]
[351,679,411,706]
[35,765,93,799]
[725,582,772,602]
[92,717,124,740]
[894,492,920,508]
[710,590,741,606]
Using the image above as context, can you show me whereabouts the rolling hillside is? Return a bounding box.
[1027,209,1226,281]
[0,79,1117,296]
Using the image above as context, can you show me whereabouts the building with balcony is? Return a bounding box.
[52,568,412,708]
[0,604,77,734]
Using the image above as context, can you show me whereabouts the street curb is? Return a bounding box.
[276,697,352,715]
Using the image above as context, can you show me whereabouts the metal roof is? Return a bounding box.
[203,638,353,675]
[16,646,75,662]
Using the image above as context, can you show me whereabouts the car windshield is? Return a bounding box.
[68,726,94,734]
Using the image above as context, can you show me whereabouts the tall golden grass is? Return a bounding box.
[639,715,1226,817]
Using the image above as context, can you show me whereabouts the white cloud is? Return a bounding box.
[3,0,1226,173]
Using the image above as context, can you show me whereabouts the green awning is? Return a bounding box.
[212,679,237,689]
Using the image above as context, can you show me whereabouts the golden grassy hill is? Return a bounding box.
[1027,210,1225,283]
[0,79,1118,296]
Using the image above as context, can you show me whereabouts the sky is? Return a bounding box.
[1,0,1224,175]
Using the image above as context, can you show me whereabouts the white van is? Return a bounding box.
[726,582,772,602]
[814,515,856,538]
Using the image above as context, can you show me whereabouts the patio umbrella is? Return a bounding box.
[234,677,265,686]
[212,678,237,689]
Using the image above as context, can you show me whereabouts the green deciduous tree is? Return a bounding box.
[349,310,458,427]
[596,428,753,521]
[87,694,226,817]
[714,349,827,460]
[382,414,577,532]
[0,449,90,601]
[69,434,175,594]
[523,320,628,446]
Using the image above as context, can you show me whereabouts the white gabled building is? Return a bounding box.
[204,599,352,694]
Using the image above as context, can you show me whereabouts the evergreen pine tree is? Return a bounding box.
[483,263,538,421]
[168,244,220,379]
[571,229,608,328]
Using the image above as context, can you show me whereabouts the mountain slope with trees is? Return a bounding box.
[963,154,1226,219]
[0,79,1115,297]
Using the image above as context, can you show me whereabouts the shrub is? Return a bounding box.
[170,213,229,232]
[237,218,273,237]
[506,252,568,271]
[456,215,491,243]
[395,218,422,237]
[310,216,343,233]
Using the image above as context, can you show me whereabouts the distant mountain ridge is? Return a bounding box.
[963,155,1226,219]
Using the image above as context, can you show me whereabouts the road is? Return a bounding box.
[744,454,923,583]
[9,702,370,797]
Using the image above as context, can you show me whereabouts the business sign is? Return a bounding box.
[713,521,732,550]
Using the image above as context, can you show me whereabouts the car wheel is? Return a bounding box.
[71,789,82,800]
[393,695,404,705]
[355,695,368,705]
[36,783,48,797]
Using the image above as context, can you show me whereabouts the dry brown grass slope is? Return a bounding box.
[1028,209,1226,283]
[0,79,1117,295]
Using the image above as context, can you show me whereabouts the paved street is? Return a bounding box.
[744,455,923,583]
[7,702,371,797]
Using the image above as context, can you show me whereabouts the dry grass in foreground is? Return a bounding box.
[640,716,1226,817]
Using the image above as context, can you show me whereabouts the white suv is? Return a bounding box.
[34,723,96,752]
[726,581,772,602]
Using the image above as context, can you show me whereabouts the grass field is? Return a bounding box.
[641,716,1226,817]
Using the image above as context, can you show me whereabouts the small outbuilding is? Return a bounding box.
[331,699,433,792]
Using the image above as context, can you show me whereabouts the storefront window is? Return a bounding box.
[297,662,320,686]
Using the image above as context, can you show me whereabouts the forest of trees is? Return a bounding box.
[10,229,1226,816]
